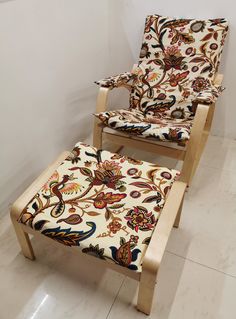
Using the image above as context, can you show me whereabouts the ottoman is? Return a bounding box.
[10,142,186,315]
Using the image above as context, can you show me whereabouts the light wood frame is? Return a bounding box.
[10,151,187,315]
[93,72,223,185]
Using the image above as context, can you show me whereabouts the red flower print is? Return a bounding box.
[130,235,139,244]
[125,206,156,232]
[93,192,127,209]
[163,46,185,71]
[108,219,122,234]
[192,77,210,92]
[92,160,124,190]
[169,71,189,86]
[165,46,181,56]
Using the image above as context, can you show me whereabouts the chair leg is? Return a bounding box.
[180,104,210,186]
[189,132,209,185]
[191,104,214,181]
[93,119,103,149]
[173,198,183,228]
[137,268,157,315]
[11,216,35,260]
[181,131,208,186]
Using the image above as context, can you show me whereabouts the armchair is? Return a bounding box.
[93,15,228,185]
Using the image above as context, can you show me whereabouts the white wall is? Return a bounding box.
[107,0,234,138]
[0,0,109,217]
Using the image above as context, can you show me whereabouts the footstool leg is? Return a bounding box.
[137,268,156,315]
[11,215,35,260]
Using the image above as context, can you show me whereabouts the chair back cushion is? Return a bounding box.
[130,14,228,118]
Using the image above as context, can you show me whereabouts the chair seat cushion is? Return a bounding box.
[95,108,192,142]
[19,142,179,272]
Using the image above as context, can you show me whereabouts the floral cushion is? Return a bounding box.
[95,108,192,142]
[130,15,228,115]
[18,142,179,272]
[139,15,228,69]
[95,72,135,89]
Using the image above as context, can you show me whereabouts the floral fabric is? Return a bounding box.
[131,62,225,117]
[95,72,135,89]
[94,14,228,142]
[19,142,179,272]
[96,108,192,142]
[131,15,228,114]
[194,85,224,104]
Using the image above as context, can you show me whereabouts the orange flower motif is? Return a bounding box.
[93,160,124,189]
[147,72,159,82]
[164,45,181,57]
[163,46,184,71]
[93,192,127,209]
[108,219,122,234]
[182,89,191,98]
[97,160,122,175]
[192,77,210,92]
[169,71,189,87]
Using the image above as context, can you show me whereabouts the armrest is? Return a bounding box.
[95,87,110,113]
[192,73,224,104]
[95,72,135,89]
[214,73,224,86]
[195,85,224,104]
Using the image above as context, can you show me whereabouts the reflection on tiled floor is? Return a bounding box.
[0,135,236,319]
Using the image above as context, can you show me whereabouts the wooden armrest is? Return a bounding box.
[95,64,139,114]
[214,73,224,86]
[95,87,110,113]
[95,84,131,114]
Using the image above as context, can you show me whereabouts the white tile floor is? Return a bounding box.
[1,135,236,319]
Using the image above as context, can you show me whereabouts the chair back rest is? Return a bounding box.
[130,14,228,118]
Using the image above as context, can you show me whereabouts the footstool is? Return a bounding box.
[10,142,186,315]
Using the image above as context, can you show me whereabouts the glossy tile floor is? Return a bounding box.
[1,135,236,319]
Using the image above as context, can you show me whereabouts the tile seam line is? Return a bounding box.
[166,250,236,279]
[106,276,126,319]
[199,162,236,173]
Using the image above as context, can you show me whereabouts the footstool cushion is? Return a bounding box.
[18,142,179,272]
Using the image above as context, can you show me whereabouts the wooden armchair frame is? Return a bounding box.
[11,150,187,315]
[93,72,223,185]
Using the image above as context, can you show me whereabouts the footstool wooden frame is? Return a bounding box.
[11,147,186,315]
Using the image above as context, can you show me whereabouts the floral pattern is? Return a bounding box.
[125,206,156,232]
[96,108,192,142]
[110,236,141,270]
[19,142,179,272]
[95,14,228,142]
